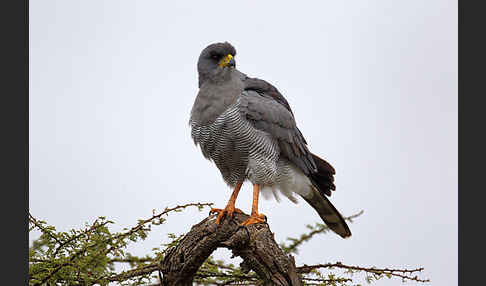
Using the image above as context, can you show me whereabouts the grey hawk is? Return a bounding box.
[189,42,351,238]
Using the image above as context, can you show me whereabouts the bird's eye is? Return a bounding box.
[211,54,219,60]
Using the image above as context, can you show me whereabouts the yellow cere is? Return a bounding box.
[218,54,233,67]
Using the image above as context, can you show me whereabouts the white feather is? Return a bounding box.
[261,163,313,204]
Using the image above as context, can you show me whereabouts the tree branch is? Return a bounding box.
[297,262,430,283]
[281,210,364,254]
[159,212,304,286]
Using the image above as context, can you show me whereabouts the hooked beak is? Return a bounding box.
[219,54,236,68]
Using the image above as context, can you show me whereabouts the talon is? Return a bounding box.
[209,206,242,224]
[240,213,266,226]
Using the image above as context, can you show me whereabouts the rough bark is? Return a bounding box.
[159,212,303,286]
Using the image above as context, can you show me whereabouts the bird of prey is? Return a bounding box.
[189,42,351,238]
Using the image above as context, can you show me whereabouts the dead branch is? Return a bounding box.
[159,212,303,286]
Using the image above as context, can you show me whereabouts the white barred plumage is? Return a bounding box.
[190,42,352,237]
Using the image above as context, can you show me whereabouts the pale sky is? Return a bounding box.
[29,1,457,285]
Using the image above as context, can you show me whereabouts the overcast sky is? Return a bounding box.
[29,1,457,285]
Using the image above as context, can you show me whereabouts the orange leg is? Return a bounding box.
[209,182,244,224]
[241,184,266,226]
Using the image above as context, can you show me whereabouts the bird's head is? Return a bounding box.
[197,42,237,87]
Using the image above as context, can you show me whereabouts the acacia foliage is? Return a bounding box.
[29,202,429,286]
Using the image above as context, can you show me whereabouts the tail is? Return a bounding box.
[301,153,351,238]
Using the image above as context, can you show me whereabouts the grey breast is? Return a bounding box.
[190,94,281,187]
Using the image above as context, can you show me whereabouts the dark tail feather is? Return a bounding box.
[309,153,336,197]
[300,190,351,238]
[302,153,351,238]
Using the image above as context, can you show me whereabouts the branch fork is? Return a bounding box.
[160,212,303,286]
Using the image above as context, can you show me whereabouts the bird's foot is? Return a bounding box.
[240,213,267,226]
[209,206,243,224]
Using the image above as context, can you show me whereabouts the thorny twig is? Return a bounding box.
[282,210,364,254]
[29,213,63,246]
[29,202,213,286]
[298,262,430,283]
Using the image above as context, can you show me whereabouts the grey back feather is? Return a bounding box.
[239,89,317,175]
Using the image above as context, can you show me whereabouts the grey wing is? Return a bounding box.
[239,90,317,175]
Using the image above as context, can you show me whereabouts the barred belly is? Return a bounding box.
[190,98,280,187]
